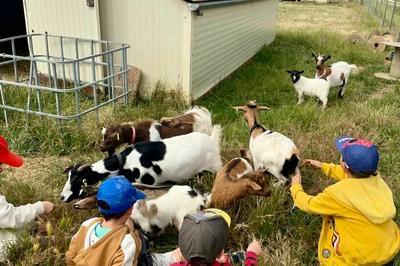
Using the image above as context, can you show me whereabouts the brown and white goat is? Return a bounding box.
[100,106,212,155]
[210,149,271,208]
[234,100,300,185]
[312,53,357,98]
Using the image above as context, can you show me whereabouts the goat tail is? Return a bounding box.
[349,64,362,75]
[189,106,213,135]
[211,124,222,148]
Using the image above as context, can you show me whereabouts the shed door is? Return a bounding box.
[23,0,101,40]
[23,0,102,83]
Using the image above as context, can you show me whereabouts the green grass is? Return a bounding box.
[1,2,400,265]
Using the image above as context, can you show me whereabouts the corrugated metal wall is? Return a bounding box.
[191,0,279,99]
[98,0,191,97]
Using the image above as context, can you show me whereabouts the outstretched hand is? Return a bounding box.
[291,173,302,185]
[247,240,263,256]
[303,159,322,169]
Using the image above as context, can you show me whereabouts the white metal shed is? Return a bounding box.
[23,0,279,101]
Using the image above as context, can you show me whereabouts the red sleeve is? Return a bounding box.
[244,251,258,266]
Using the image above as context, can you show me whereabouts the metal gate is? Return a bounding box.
[0,33,130,127]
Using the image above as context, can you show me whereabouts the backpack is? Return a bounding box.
[131,229,153,266]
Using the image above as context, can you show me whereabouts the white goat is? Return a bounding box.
[234,101,300,185]
[286,70,330,109]
[131,185,206,235]
[312,53,357,98]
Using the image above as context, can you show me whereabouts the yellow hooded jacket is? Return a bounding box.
[290,163,400,266]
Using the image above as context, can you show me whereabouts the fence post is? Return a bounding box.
[389,0,397,29]
[382,0,389,26]
[374,0,379,16]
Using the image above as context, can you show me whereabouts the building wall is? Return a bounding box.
[98,0,191,97]
[190,0,279,99]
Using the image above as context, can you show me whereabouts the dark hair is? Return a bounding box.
[347,168,378,179]
[188,258,213,266]
[97,200,128,221]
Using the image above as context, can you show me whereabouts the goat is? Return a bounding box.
[210,149,271,208]
[312,53,357,98]
[233,100,299,185]
[286,70,330,109]
[61,126,222,203]
[132,185,206,236]
[100,106,213,155]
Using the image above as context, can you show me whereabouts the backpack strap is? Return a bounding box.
[130,229,142,265]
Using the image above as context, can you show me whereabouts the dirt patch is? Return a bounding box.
[278,3,372,36]
[1,156,71,183]
[370,85,395,99]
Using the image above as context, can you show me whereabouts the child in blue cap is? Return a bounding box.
[66,176,180,266]
[291,136,399,265]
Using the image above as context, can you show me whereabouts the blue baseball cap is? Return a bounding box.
[97,176,146,215]
[335,136,379,175]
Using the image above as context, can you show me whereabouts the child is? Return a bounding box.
[171,208,263,266]
[66,175,181,266]
[291,136,400,265]
[0,136,54,262]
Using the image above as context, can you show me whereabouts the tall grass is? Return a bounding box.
[0,2,399,265]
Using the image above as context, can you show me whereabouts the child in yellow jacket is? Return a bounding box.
[291,136,400,265]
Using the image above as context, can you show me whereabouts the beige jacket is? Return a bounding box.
[66,218,142,266]
[0,194,44,262]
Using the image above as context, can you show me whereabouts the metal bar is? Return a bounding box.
[44,32,52,86]
[188,0,253,11]
[108,49,116,111]
[0,92,130,120]
[60,36,66,90]
[382,0,389,26]
[90,40,99,124]
[52,63,62,127]
[75,38,81,87]
[0,69,128,92]
[105,42,111,102]
[374,0,378,16]
[72,61,81,125]
[389,0,397,29]
[0,83,8,128]
[122,46,129,105]
[11,39,19,82]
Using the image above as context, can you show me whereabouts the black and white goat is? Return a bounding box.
[100,106,213,155]
[286,70,330,109]
[312,53,357,98]
[61,126,222,202]
[234,101,300,185]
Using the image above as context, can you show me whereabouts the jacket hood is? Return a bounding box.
[327,174,396,224]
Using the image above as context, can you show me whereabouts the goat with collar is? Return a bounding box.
[312,53,357,98]
[100,106,213,156]
[287,70,330,109]
[61,126,222,203]
[234,101,300,185]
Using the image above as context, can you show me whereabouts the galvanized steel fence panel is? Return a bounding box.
[0,33,130,128]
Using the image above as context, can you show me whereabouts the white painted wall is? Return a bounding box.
[98,0,191,97]
[190,0,279,99]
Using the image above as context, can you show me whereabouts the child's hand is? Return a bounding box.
[291,173,302,185]
[303,159,322,169]
[247,240,263,256]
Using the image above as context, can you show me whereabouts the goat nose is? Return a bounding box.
[60,196,65,201]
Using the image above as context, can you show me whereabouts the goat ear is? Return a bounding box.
[299,71,304,74]
[246,179,262,191]
[149,204,158,217]
[77,164,89,172]
[312,53,317,59]
[232,106,246,112]
[137,200,149,216]
[325,54,331,60]
[286,70,292,74]
[258,105,271,111]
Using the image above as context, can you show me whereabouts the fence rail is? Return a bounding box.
[0,33,131,128]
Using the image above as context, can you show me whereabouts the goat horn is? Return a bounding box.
[77,164,88,172]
